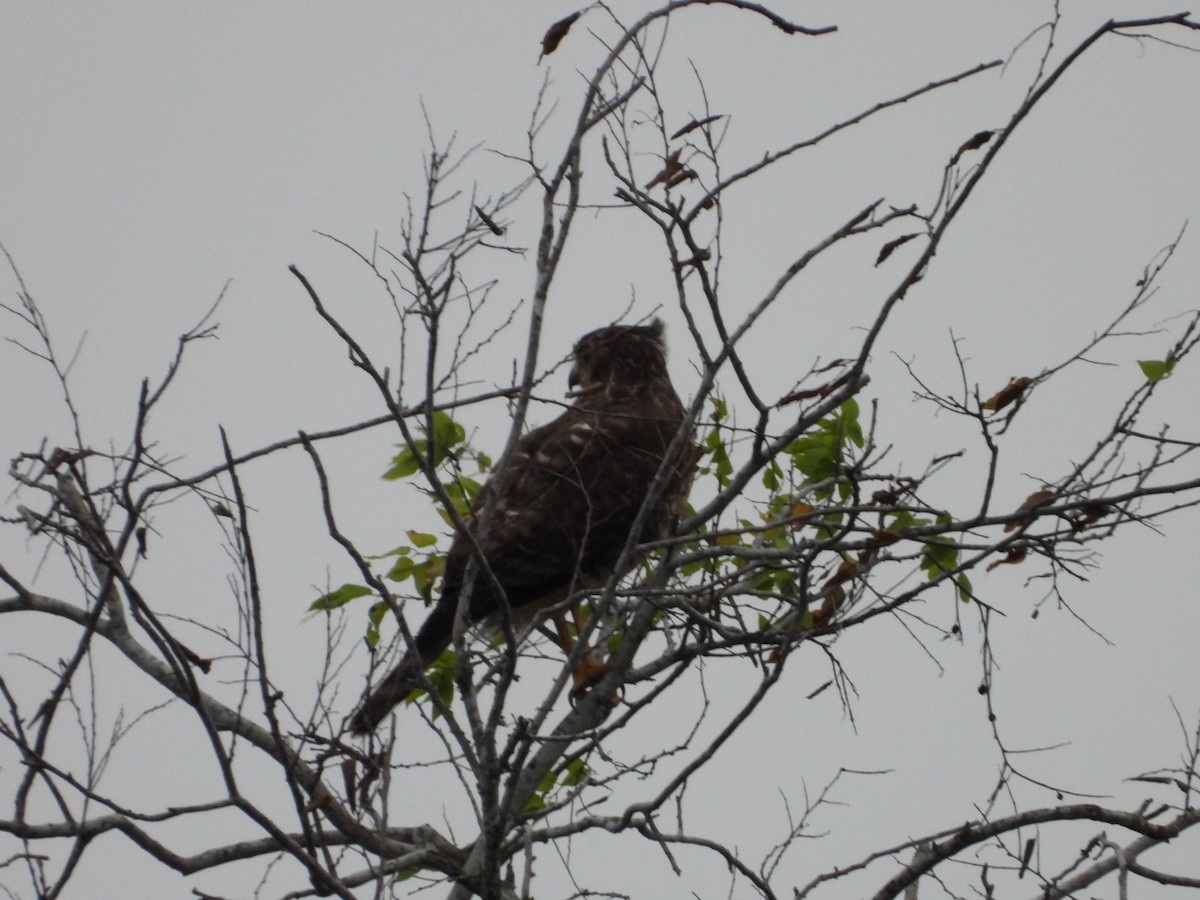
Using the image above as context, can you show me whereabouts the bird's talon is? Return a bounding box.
[569,655,621,706]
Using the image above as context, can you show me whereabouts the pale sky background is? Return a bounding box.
[3,2,1200,898]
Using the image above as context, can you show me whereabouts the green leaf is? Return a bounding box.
[383,412,465,477]
[921,538,958,578]
[885,510,922,532]
[387,556,417,582]
[446,476,483,515]
[561,757,589,787]
[426,411,466,466]
[406,530,438,548]
[392,868,419,883]
[430,410,466,446]
[921,519,960,582]
[366,600,388,649]
[790,432,839,482]
[383,445,423,480]
[709,441,733,488]
[376,545,411,559]
[1138,357,1175,383]
[955,573,973,602]
[785,400,865,497]
[710,395,728,422]
[413,650,457,718]
[752,568,785,592]
[841,398,864,448]
[762,459,781,492]
[308,583,372,612]
[412,554,445,600]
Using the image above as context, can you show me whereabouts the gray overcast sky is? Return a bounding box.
[3,3,1200,897]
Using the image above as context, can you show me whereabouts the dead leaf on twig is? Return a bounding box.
[1018,838,1036,878]
[983,376,1033,413]
[1129,773,1191,792]
[986,546,1027,571]
[302,794,331,815]
[778,371,851,406]
[664,167,697,190]
[179,643,213,674]
[1004,490,1055,532]
[646,148,683,189]
[950,129,995,165]
[789,503,818,528]
[813,585,846,624]
[474,205,504,236]
[1076,500,1111,527]
[539,11,582,60]
[670,114,725,140]
[875,232,920,266]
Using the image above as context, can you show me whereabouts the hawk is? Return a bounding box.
[349,320,693,734]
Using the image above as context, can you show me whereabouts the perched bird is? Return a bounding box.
[349,320,693,733]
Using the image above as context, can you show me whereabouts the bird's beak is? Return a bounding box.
[567,364,581,392]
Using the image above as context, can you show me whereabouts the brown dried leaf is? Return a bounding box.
[474,205,504,236]
[358,752,384,803]
[828,558,859,587]
[983,376,1033,413]
[1003,490,1055,532]
[1018,838,1036,879]
[539,11,581,60]
[777,371,851,407]
[789,503,818,528]
[178,643,213,674]
[875,232,920,266]
[302,793,331,815]
[778,386,821,404]
[986,546,1027,572]
[664,168,698,190]
[645,148,683,189]
[951,129,995,164]
[813,585,846,624]
[670,114,725,140]
[1128,773,1191,792]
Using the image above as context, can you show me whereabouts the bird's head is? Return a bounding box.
[567,319,670,397]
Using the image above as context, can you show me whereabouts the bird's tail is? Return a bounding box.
[348,607,454,734]
[348,654,427,734]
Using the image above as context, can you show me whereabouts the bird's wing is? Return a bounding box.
[444,405,656,621]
